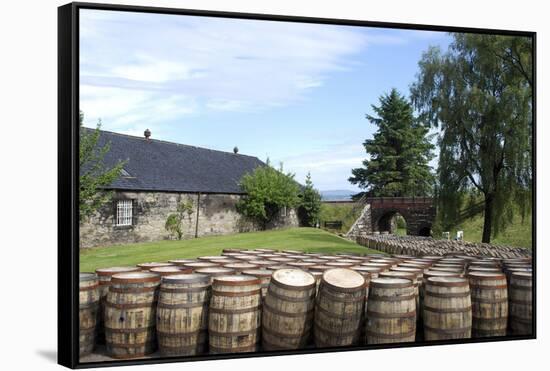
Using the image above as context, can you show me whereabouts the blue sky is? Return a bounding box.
[80,9,452,192]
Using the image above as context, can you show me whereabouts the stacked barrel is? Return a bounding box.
[79,245,533,360]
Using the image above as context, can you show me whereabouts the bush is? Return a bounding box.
[237,162,301,229]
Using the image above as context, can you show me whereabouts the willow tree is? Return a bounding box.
[349,88,435,197]
[411,34,532,243]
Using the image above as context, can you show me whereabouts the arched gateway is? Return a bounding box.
[346,197,436,239]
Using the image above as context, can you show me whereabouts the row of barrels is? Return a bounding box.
[357,234,532,259]
[79,249,533,359]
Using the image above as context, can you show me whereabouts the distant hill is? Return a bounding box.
[320,190,357,201]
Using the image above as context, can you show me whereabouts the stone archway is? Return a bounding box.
[375,210,408,234]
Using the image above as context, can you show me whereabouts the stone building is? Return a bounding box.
[79,129,298,248]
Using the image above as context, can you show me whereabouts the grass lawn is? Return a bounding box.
[80,227,379,272]
[445,211,532,248]
[319,203,360,234]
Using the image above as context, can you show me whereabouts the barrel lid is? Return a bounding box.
[195,267,236,276]
[111,271,160,283]
[198,256,230,261]
[242,269,274,277]
[360,263,389,268]
[184,262,220,268]
[247,260,273,266]
[272,268,315,288]
[326,262,356,267]
[336,259,360,264]
[424,270,461,278]
[302,258,325,264]
[468,267,502,272]
[213,275,261,286]
[318,255,341,261]
[379,271,416,281]
[95,266,140,276]
[136,262,173,269]
[150,266,188,275]
[223,263,259,269]
[467,271,506,280]
[322,268,365,291]
[80,272,97,282]
[162,273,210,284]
[370,277,412,288]
[353,266,383,273]
[267,264,290,270]
[168,259,198,264]
[282,249,301,254]
[269,257,295,261]
[427,276,468,286]
[391,267,422,274]
[255,248,276,252]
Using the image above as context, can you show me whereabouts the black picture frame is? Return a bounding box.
[58,2,537,369]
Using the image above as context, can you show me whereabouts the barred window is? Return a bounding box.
[116,200,133,226]
[280,206,288,217]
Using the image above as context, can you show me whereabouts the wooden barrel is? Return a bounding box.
[223,262,259,273]
[262,269,316,350]
[104,272,161,358]
[509,272,532,335]
[136,262,174,271]
[423,277,472,340]
[168,259,198,266]
[79,273,100,357]
[468,272,508,337]
[247,260,273,269]
[208,275,262,354]
[183,262,221,271]
[314,268,366,347]
[242,269,273,298]
[379,271,420,322]
[195,267,236,282]
[150,266,192,276]
[366,278,416,344]
[95,266,140,344]
[157,273,211,356]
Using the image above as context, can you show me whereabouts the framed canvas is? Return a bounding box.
[58,2,536,368]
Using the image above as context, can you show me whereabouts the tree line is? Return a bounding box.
[350,34,532,243]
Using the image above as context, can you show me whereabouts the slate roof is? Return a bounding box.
[81,128,266,194]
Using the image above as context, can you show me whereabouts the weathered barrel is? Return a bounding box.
[423,277,472,340]
[136,262,174,271]
[95,266,140,344]
[223,262,259,273]
[150,266,192,276]
[195,267,236,282]
[262,269,316,350]
[366,278,416,344]
[468,272,508,337]
[208,275,262,354]
[509,272,532,335]
[379,270,420,322]
[104,272,161,358]
[168,259,198,266]
[156,273,211,356]
[79,273,100,357]
[183,262,221,271]
[242,269,273,298]
[314,268,366,347]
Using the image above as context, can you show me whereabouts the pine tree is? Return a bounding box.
[349,88,435,197]
[299,172,322,227]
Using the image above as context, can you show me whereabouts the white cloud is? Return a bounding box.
[79,10,374,128]
[275,143,366,191]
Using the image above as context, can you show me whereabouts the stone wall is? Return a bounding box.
[345,204,372,239]
[80,191,299,248]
